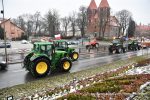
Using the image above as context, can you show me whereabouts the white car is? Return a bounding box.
[21,40,29,44]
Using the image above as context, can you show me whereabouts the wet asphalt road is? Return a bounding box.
[0,48,149,89]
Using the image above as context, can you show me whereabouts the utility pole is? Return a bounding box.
[1,0,8,66]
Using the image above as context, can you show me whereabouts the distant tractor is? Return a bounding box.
[23,42,72,77]
[108,38,127,54]
[128,39,141,51]
[54,40,79,61]
[85,38,99,49]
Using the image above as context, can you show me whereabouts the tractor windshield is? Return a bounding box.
[112,39,120,44]
[33,44,39,51]
[41,45,52,53]
[55,41,68,49]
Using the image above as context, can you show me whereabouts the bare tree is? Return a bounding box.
[98,7,110,38]
[69,12,77,37]
[45,9,60,37]
[13,16,26,31]
[116,9,132,36]
[32,12,42,36]
[76,6,87,37]
[12,12,46,38]
[61,17,70,37]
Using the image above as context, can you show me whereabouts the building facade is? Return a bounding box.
[0,18,25,40]
[136,23,150,38]
[87,0,119,38]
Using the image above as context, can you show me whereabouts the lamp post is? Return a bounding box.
[1,0,8,66]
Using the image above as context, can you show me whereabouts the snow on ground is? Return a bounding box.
[125,64,150,75]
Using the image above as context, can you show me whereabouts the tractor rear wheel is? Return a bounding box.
[71,52,79,61]
[60,58,72,72]
[33,58,50,77]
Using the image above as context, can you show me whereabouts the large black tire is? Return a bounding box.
[122,47,127,53]
[32,58,50,77]
[116,47,122,53]
[23,53,33,70]
[109,48,113,54]
[138,45,141,50]
[71,52,79,61]
[134,45,138,51]
[60,58,72,72]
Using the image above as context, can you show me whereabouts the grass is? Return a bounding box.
[0,55,148,99]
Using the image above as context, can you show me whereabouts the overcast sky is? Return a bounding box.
[0,0,150,25]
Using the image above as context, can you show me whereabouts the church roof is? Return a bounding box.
[88,0,97,9]
[99,0,110,8]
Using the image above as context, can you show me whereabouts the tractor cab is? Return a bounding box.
[54,40,68,51]
[33,42,55,56]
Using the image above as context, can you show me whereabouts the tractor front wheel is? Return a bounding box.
[33,58,50,77]
[60,58,72,72]
[71,52,79,61]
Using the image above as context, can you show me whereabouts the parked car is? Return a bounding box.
[0,61,6,70]
[67,40,79,45]
[0,42,11,48]
[21,40,29,44]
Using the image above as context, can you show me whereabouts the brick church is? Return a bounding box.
[87,0,119,38]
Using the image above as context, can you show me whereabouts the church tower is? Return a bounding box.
[98,0,110,37]
[98,0,110,19]
[87,0,98,34]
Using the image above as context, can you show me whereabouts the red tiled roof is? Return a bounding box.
[0,18,25,32]
[99,0,110,8]
[109,16,119,26]
[88,0,97,9]
[137,25,150,31]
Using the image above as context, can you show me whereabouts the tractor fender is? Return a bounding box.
[59,57,72,64]
[30,55,51,65]
[60,57,71,61]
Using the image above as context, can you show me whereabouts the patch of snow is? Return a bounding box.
[125,65,150,75]
[140,81,150,91]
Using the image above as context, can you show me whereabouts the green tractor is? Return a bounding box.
[54,40,79,61]
[23,42,72,77]
[108,38,127,54]
[128,39,141,51]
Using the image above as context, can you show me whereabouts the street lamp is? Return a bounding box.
[1,0,8,66]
